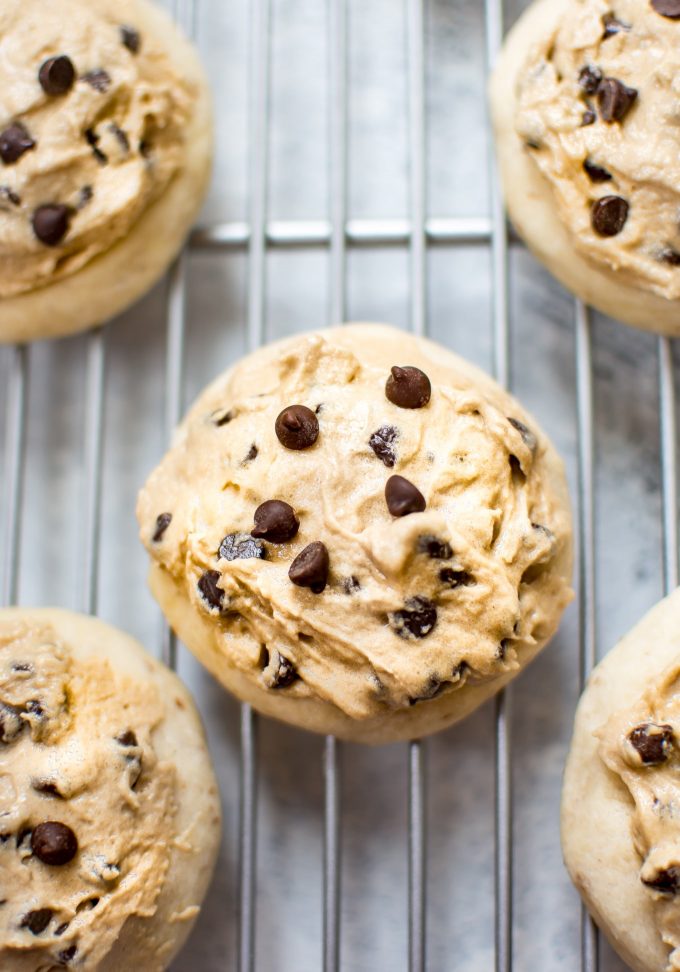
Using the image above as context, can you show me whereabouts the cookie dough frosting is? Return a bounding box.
[0,0,192,297]
[514,0,680,300]
[138,324,573,743]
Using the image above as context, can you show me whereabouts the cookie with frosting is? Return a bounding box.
[137,324,573,744]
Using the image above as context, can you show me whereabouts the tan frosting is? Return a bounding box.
[137,332,572,723]
[600,664,680,970]
[0,0,193,298]
[0,620,178,971]
[514,0,680,300]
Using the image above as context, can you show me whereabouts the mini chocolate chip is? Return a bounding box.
[385,475,426,517]
[32,205,71,246]
[0,186,21,206]
[343,575,361,594]
[315,403,324,414]
[439,567,474,588]
[578,65,603,95]
[0,123,35,165]
[252,500,300,543]
[289,541,329,593]
[602,12,630,36]
[390,596,437,639]
[581,109,596,126]
[212,408,234,426]
[152,512,172,543]
[116,730,138,747]
[628,723,674,764]
[652,0,680,14]
[0,703,23,743]
[508,417,537,452]
[218,533,266,561]
[660,247,680,266]
[275,405,319,450]
[85,128,108,165]
[385,366,431,409]
[591,195,629,236]
[82,69,111,92]
[642,866,680,894]
[109,124,129,153]
[57,945,77,965]
[26,700,44,717]
[418,535,453,559]
[55,922,69,936]
[21,909,53,935]
[121,25,141,53]
[31,822,78,866]
[597,78,638,123]
[197,570,225,611]
[39,56,76,96]
[77,185,93,210]
[32,781,63,798]
[409,675,444,705]
[524,138,541,150]
[12,662,32,673]
[244,444,258,462]
[270,652,298,689]
[369,425,398,467]
[583,158,612,183]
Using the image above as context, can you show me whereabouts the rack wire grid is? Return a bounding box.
[1,0,677,970]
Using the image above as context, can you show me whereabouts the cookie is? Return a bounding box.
[0,0,212,342]
[137,323,573,745]
[490,0,680,336]
[562,588,680,972]
[0,608,221,971]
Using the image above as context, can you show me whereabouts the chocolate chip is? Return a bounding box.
[17,828,32,850]
[197,570,225,611]
[211,408,234,426]
[55,922,70,935]
[409,675,444,705]
[85,128,108,165]
[369,425,398,467]
[152,512,172,543]
[109,124,129,153]
[508,417,537,452]
[385,366,431,409]
[82,69,111,92]
[121,25,141,53]
[268,650,298,688]
[0,186,21,206]
[578,65,603,95]
[57,945,77,965]
[628,723,674,764]
[289,541,329,593]
[418,535,452,559]
[439,568,474,588]
[642,866,680,894]
[31,823,78,866]
[602,12,630,36]
[26,700,44,717]
[21,909,53,935]
[275,405,319,450]
[0,123,35,165]
[591,195,629,236]
[116,730,138,747]
[581,109,597,127]
[583,158,612,183]
[244,444,258,462]
[39,56,76,96]
[32,780,63,798]
[32,205,70,246]
[12,662,32,673]
[77,185,93,210]
[218,533,266,561]
[252,500,300,543]
[343,575,361,594]
[497,639,511,660]
[390,596,437,639]
[660,247,680,266]
[385,475,426,517]
[0,703,23,743]
[597,78,638,123]
[652,0,680,16]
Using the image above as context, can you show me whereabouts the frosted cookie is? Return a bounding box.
[0,608,221,971]
[491,0,680,335]
[562,588,680,972]
[137,323,573,745]
[0,0,212,342]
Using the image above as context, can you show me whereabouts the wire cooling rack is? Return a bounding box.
[1,0,678,970]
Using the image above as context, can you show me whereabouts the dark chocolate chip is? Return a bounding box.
[439,567,474,588]
[32,205,70,246]
[418,535,453,559]
[77,185,93,210]
[660,246,680,267]
[39,56,76,96]
[82,69,111,93]
[244,444,258,462]
[0,123,35,165]
[116,730,138,747]
[85,128,108,165]
[409,675,444,705]
[602,12,630,36]
[26,700,44,717]
[289,541,329,594]
[597,78,638,123]
[385,366,431,409]
[57,945,77,965]
[628,723,674,764]
[369,425,398,467]
[642,866,680,894]
[343,575,361,594]
[269,651,297,688]
[252,500,300,543]
[652,0,680,15]
[0,703,23,743]
[583,158,612,183]
[390,596,437,639]
[578,65,603,95]
[197,570,225,611]
[581,109,596,126]
[385,475,426,517]
[32,780,63,798]
[109,124,129,153]
[21,909,53,935]
[152,512,172,543]
[12,662,32,673]
[121,25,141,53]
[31,822,78,866]
[0,186,21,206]
[508,416,537,452]
[211,408,234,426]
[524,138,542,150]
[218,533,266,561]
[275,405,319,450]
[591,195,629,236]
[55,922,69,936]
[314,403,324,414]
[497,639,511,660]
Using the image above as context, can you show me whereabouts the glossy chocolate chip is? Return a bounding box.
[32,205,70,246]
[597,78,638,123]
[385,475,426,517]
[31,822,78,866]
[660,247,680,267]
[628,723,674,764]
[439,567,474,588]
[82,69,111,92]
[275,405,319,450]
[418,535,452,559]
[390,596,438,639]
[591,195,629,237]
[651,0,680,15]
[369,425,398,467]
[252,500,299,543]
[289,541,329,593]
[508,416,537,452]
[642,866,680,893]
[39,56,76,96]
[578,65,603,95]
[152,512,172,543]
[218,533,266,561]
[583,158,612,183]
[121,25,141,53]
[385,366,431,409]
[0,123,35,165]
[602,12,630,36]
[116,730,138,747]
[21,909,53,935]
[197,570,225,611]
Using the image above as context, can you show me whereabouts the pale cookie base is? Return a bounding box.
[490,0,680,337]
[148,322,574,746]
[561,588,680,972]
[0,0,212,344]
[0,607,222,972]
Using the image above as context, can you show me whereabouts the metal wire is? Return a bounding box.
[81,330,106,617]
[659,336,679,595]
[1,345,28,608]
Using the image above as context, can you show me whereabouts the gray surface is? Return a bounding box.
[1,0,675,969]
